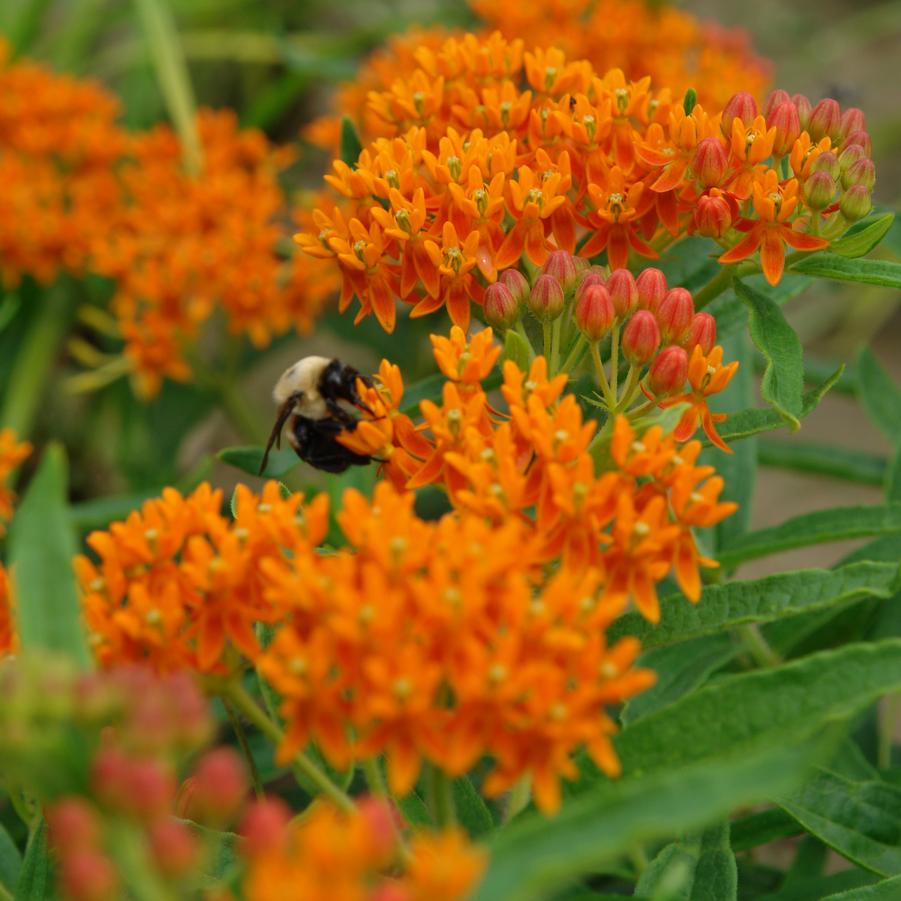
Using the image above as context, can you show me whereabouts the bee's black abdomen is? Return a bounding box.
[291,415,372,474]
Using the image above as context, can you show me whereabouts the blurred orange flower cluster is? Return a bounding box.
[0,41,336,397]
[0,428,31,657]
[297,31,874,330]
[243,797,485,901]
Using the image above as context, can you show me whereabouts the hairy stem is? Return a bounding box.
[502,776,531,825]
[737,624,782,668]
[590,342,616,409]
[693,264,737,309]
[426,764,456,828]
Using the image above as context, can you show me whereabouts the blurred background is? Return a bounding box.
[1,0,899,574]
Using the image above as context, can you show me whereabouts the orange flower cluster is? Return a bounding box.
[0,567,13,657]
[306,0,769,149]
[296,31,875,330]
[0,428,31,657]
[75,482,328,672]
[243,798,485,901]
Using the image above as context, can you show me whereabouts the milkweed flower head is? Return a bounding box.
[0,428,31,658]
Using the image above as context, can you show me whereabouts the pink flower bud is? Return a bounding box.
[764,89,792,120]
[483,282,520,329]
[648,346,689,397]
[840,184,872,222]
[621,311,661,365]
[691,137,728,187]
[499,268,530,307]
[541,250,580,295]
[239,798,292,857]
[694,192,733,238]
[527,274,565,321]
[841,130,872,156]
[357,796,403,860]
[808,98,842,142]
[842,158,876,191]
[803,171,836,211]
[190,748,248,825]
[47,799,100,854]
[149,819,199,877]
[721,92,758,135]
[606,268,638,316]
[840,107,866,139]
[685,312,717,354]
[811,151,840,179]
[635,267,667,311]
[656,287,695,343]
[574,284,615,341]
[792,93,813,130]
[59,851,119,901]
[768,101,801,157]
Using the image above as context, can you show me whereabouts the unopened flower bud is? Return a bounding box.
[240,799,292,857]
[59,851,118,901]
[499,268,530,307]
[621,311,661,365]
[483,282,520,329]
[685,312,717,354]
[691,137,728,187]
[47,799,100,854]
[721,92,758,134]
[190,748,248,825]
[840,107,866,139]
[768,101,801,157]
[842,158,876,191]
[357,796,404,859]
[636,267,667,311]
[527,274,565,321]
[838,143,867,174]
[648,346,689,396]
[149,820,198,878]
[694,192,733,238]
[840,184,872,222]
[792,93,813,130]
[808,98,842,142]
[841,130,872,156]
[575,269,606,302]
[803,170,836,210]
[575,284,615,340]
[656,287,695,343]
[541,250,580,295]
[811,150,840,179]
[606,268,638,316]
[764,89,792,120]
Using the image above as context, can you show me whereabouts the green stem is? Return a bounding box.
[629,845,650,876]
[542,320,552,363]
[559,333,587,375]
[737,624,781,668]
[190,356,266,444]
[615,365,641,412]
[878,694,899,770]
[514,320,535,360]
[223,680,355,812]
[502,776,531,825]
[693,265,737,309]
[134,0,203,176]
[0,881,12,901]
[1,282,75,439]
[6,0,54,55]
[550,317,562,375]
[426,764,456,828]
[590,342,615,409]
[363,756,388,798]
[609,323,620,397]
[223,698,264,798]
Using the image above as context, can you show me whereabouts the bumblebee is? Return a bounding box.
[260,356,374,474]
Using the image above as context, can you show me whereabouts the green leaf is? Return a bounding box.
[759,439,887,485]
[822,874,901,899]
[0,822,22,895]
[857,348,901,442]
[712,365,842,445]
[779,768,901,876]
[401,369,503,416]
[339,115,362,165]
[829,213,896,257]
[707,274,812,341]
[789,254,901,289]
[502,329,532,373]
[761,870,879,901]
[731,808,802,851]
[682,87,697,115]
[451,776,495,838]
[736,279,804,429]
[397,790,432,828]
[470,742,815,901]
[636,822,736,901]
[610,562,900,650]
[620,636,736,725]
[14,822,50,901]
[887,449,901,504]
[611,640,901,778]
[8,445,90,666]
[217,445,298,479]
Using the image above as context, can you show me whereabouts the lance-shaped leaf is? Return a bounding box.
[218,445,299,479]
[822,875,901,900]
[789,254,901,289]
[829,213,895,258]
[857,348,901,443]
[339,115,362,166]
[759,439,887,485]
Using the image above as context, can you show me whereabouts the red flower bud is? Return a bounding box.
[842,158,876,191]
[694,192,733,239]
[648,346,689,397]
[808,98,842,142]
[606,268,638,316]
[840,107,866,140]
[47,799,100,855]
[656,287,695,343]
[635,267,667,311]
[541,250,580,295]
[499,268,530,307]
[190,748,247,826]
[803,171,836,211]
[59,851,119,901]
[528,274,565,321]
[764,89,791,120]
[792,94,813,130]
[149,819,199,878]
[239,798,292,857]
[691,137,728,187]
[841,130,872,156]
[811,150,840,179]
[574,284,615,341]
[840,184,872,222]
[575,269,606,303]
[685,312,717,354]
[621,311,660,365]
[721,92,758,135]
[768,101,801,157]
[483,282,520,329]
